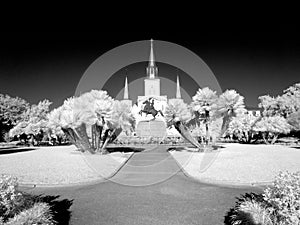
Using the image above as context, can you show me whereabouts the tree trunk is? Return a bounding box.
[91,124,95,149]
[110,128,122,143]
[262,133,270,145]
[271,134,279,145]
[219,114,231,138]
[205,123,210,146]
[101,128,116,153]
[95,125,103,151]
[211,134,217,146]
[101,129,110,149]
[62,128,82,149]
[74,123,94,154]
[174,120,203,151]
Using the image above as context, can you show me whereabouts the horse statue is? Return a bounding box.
[139,98,164,119]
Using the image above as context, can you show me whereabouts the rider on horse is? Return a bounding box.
[139,98,164,119]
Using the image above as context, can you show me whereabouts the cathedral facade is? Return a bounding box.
[121,40,184,137]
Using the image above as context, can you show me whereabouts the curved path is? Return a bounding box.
[28,146,261,225]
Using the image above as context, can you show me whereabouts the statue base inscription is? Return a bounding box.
[136,120,166,138]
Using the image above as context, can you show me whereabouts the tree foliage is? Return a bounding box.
[253,116,291,144]
[259,83,300,118]
[0,94,29,126]
[0,94,29,142]
[164,99,192,126]
[226,112,260,143]
[287,111,300,131]
[164,99,203,149]
[9,99,52,138]
[47,90,134,153]
[215,89,246,137]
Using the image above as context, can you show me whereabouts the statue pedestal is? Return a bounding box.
[136,120,166,138]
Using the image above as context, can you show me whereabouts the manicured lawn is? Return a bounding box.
[0,145,132,186]
[170,143,300,185]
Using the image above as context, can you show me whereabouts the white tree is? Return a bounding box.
[191,87,218,145]
[287,111,300,131]
[226,112,260,143]
[9,99,52,145]
[165,99,202,149]
[253,116,291,144]
[47,90,134,154]
[100,100,135,151]
[214,89,246,138]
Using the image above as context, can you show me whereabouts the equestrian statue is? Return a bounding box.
[138,98,164,119]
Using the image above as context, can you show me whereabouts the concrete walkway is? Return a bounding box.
[30,146,261,225]
[111,146,181,186]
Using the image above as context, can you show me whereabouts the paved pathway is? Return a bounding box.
[29,146,261,225]
[110,145,182,186]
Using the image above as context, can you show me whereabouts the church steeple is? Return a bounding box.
[176,75,181,99]
[146,39,158,79]
[124,76,129,100]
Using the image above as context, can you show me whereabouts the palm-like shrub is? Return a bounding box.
[48,98,87,151]
[47,90,134,153]
[101,100,135,150]
[165,99,192,126]
[4,202,55,225]
[191,87,218,145]
[229,200,273,225]
[165,99,202,149]
[214,89,246,137]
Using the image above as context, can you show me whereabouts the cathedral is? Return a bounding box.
[121,39,184,137]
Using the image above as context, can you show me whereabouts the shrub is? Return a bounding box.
[0,175,23,220]
[263,171,300,224]
[237,200,273,225]
[5,202,55,225]
[226,171,300,225]
[0,174,57,225]
[225,192,274,225]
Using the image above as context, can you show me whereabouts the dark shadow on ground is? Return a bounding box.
[168,145,225,152]
[25,193,73,225]
[106,147,145,153]
[0,147,36,154]
[291,146,300,149]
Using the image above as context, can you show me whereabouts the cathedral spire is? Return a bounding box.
[149,39,155,67]
[124,76,129,100]
[176,75,181,99]
[146,39,158,79]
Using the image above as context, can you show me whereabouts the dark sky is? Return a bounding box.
[0,30,299,109]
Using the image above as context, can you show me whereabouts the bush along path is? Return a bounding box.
[225,171,300,225]
[0,174,72,225]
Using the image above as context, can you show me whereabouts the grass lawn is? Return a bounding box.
[170,143,300,185]
[0,145,132,186]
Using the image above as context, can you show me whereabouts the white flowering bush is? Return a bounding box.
[263,171,300,224]
[0,174,56,224]
[0,175,22,220]
[226,171,300,225]
[4,202,55,225]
